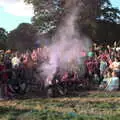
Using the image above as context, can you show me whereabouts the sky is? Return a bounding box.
[0,0,33,32]
[0,0,120,32]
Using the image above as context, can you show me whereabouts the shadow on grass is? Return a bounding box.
[16,90,120,101]
[15,90,90,100]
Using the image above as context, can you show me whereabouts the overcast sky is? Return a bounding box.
[0,0,119,32]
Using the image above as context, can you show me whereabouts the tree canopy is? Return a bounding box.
[0,0,120,50]
[7,23,38,51]
[24,0,119,29]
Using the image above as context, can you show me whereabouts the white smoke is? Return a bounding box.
[39,3,91,83]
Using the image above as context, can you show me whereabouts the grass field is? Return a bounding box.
[0,91,120,120]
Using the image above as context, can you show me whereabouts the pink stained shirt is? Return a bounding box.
[85,59,96,73]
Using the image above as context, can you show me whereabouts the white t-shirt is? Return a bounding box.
[11,57,20,68]
[112,61,120,71]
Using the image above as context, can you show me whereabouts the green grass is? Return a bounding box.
[0,107,120,120]
[1,91,120,120]
[0,106,29,120]
[87,91,120,98]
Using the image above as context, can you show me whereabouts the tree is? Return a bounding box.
[97,0,120,23]
[25,0,63,33]
[94,0,120,44]
[24,0,104,35]
[0,28,8,49]
[7,23,38,51]
[24,0,112,30]
[78,0,120,40]
[25,0,120,43]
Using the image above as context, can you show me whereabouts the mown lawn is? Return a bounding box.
[0,91,120,120]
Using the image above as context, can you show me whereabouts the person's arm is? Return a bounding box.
[109,62,113,69]
[72,72,77,81]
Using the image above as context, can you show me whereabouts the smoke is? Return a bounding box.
[39,1,91,84]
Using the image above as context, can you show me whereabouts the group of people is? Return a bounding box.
[85,44,120,91]
[0,47,49,99]
[0,44,120,99]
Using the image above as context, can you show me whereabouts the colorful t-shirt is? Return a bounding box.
[100,61,108,72]
[85,59,96,74]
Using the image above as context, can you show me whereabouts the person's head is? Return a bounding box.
[103,73,107,78]
[106,68,112,78]
[12,53,16,58]
[107,45,110,49]
[114,57,119,62]
[20,57,24,63]
[107,71,112,78]
[99,50,102,55]
[5,50,11,54]
[89,46,94,52]
[104,49,109,54]
[112,71,118,77]
[15,52,20,58]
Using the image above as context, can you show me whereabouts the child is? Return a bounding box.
[99,70,119,91]
[99,69,112,90]
[99,58,108,78]
[106,72,119,91]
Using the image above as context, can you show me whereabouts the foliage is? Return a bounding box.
[80,0,120,40]
[24,0,100,33]
[25,0,63,33]
[24,0,120,43]
[0,28,8,49]
[7,23,38,51]
[95,20,120,45]
[97,0,120,22]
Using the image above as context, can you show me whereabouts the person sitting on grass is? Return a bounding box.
[106,71,119,91]
[99,70,119,91]
[99,69,112,90]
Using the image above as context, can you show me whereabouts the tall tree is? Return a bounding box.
[25,0,63,33]
[97,0,120,22]
[24,0,101,32]
[25,0,120,42]
[7,23,38,51]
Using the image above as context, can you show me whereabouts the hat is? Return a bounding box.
[88,52,94,57]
